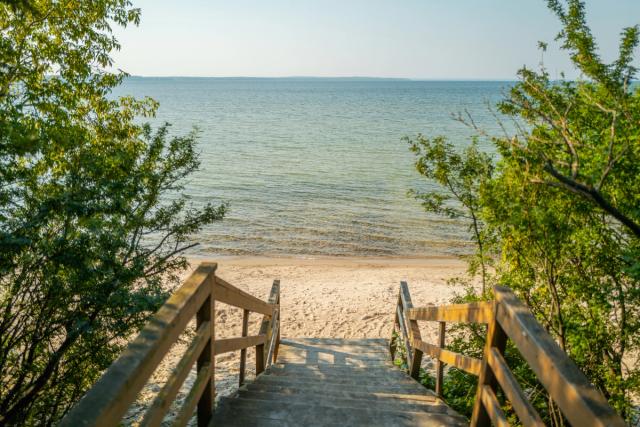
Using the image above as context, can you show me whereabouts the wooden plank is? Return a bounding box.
[274,290,281,362]
[214,276,273,315]
[172,362,213,427]
[214,335,266,355]
[140,321,211,427]
[400,282,422,342]
[487,347,544,427]
[255,343,265,375]
[266,308,279,365]
[259,280,279,336]
[435,321,446,397]
[60,263,217,427]
[239,309,250,386]
[390,293,402,361]
[196,293,214,427]
[480,385,509,427]
[257,280,279,375]
[401,282,423,380]
[471,300,507,427]
[407,301,493,323]
[493,286,626,427]
[413,339,482,376]
[396,305,412,367]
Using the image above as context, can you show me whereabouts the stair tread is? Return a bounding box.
[248,378,431,394]
[212,337,465,426]
[214,397,467,426]
[252,375,425,393]
[236,390,456,413]
[261,370,423,386]
[241,385,439,403]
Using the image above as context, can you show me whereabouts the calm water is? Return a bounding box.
[112,78,511,257]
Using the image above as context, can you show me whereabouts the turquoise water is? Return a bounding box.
[112,78,511,257]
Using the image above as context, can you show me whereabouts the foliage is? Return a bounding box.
[404,135,494,295]
[0,1,225,425]
[407,0,640,424]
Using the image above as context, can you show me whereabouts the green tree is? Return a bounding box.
[405,135,494,295]
[408,0,640,423]
[0,1,225,424]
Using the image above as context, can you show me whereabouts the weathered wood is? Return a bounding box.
[255,344,265,375]
[257,280,280,375]
[486,347,544,427]
[214,335,266,355]
[172,361,213,427]
[387,282,624,426]
[480,385,509,427]
[214,276,273,316]
[471,300,507,427]
[493,286,626,427]
[435,321,446,397]
[401,282,423,380]
[266,308,279,365]
[413,339,482,376]
[196,288,215,427]
[141,321,211,427]
[273,292,281,362]
[396,305,412,367]
[407,301,493,323]
[400,282,422,342]
[239,309,250,386]
[259,280,280,335]
[60,263,217,427]
[390,293,402,361]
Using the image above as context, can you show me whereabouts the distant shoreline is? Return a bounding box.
[122,75,520,82]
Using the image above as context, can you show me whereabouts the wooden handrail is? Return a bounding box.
[390,282,626,426]
[61,263,281,427]
[257,279,280,374]
[407,301,493,323]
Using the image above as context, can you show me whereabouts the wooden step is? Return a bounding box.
[214,397,468,427]
[260,369,424,387]
[211,338,467,426]
[236,390,456,414]
[246,378,433,395]
[275,338,393,366]
[241,386,441,406]
[268,363,410,379]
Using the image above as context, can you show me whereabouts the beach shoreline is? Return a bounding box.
[186,254,471,340]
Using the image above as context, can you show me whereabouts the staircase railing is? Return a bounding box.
[61,263,281,427]
[390,282,625,427]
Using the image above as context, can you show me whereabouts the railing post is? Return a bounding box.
[264,308,274,365]
[435,321,446,397]
[273,293,281,362]
[390,293,401,361]
[196,266,217,427]
[401,282,423,381]
[239,309,249,386]
[255,342,265,376]
[470,300,507,427]
[257,279,279,375]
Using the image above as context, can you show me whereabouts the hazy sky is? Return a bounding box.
[111,0,640,79]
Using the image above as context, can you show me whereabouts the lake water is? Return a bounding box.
[112,78,511,257]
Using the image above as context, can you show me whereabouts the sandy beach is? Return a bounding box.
[211,255,469,338]
[125,255,471,425]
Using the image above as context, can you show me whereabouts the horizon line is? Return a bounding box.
[123,75,521,82]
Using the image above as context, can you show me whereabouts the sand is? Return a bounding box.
[124,256,471,425]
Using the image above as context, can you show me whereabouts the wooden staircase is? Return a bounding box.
[61,262,627,427]
[212,338,467,426]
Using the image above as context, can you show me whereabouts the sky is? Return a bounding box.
[111,0,640,80]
